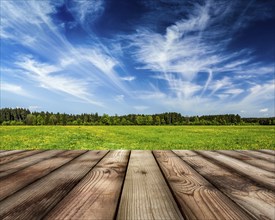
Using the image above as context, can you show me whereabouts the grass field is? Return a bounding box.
[1,126,274,150]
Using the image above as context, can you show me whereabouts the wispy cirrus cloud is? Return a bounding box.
[15,56,103,106]
[0,0,274,116]
[1,0,130,108]
[1,82,30,97]
[65,0,105,25]
[125,0,274,115]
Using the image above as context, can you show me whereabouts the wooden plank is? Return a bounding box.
[117,151,183,220]
[44,150,130,220]
[237,150,275,163]
[0,150,45,166]
[0,150,86,201]
[0,150,64,178]
[174,150,275,220]
[258,150,275,156]
[216,150,275,172]
[0,150,108,220]
[0,150,25,158]
[197,151,275,191]
[153,150,252,220]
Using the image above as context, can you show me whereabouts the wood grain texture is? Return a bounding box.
[197,151,275,191]
[0,150,273,219]
[0,150,86,201]
[0,150,44,166]
[153,150,252,220]
[174,150,275,220]
[0,150,64,178]
[237,150,275,163]
[0,150,25,158]
[117,150,183,220]
[258,150,275,156]
[44,150,130,220]
[216,150,275,172]
[0,150,108,220]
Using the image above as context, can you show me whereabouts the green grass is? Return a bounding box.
[0,126,274,150]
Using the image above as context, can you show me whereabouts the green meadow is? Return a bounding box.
[0,126,274,150]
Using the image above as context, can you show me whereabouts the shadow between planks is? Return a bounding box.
[0,150,274,220]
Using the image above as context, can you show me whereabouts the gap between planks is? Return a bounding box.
[0,150,274,220]
[173,150,275,220]
[0,150,108,220]
[117,150,183,220]
[153,150,253,220]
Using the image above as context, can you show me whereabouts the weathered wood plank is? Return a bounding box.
[0,150,25,158]
[0,150,86,201]
[153,150,252,220]
[0,150,44,166]
[258,150,275,156]
[117,150,183,220]
[197,151,275,191]
[237,150,275,163]
[174,150,275,220]
[44,150,130,220]
[0,150,64,178]
[0,150,108,220]
[216,150,275,172]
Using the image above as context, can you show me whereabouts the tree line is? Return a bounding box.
[0,108,274,126]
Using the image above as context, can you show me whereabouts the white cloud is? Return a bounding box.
[246,81,274,102]
[224,89,244,95]
[127,0,274,115]
[259,108,268,113]
[224,81,274,115]
[129,2,223,81]
[66,0,105,25]
[73,48,129,94]
[1,0,274,116]
[135,91,166,100]
[120,76,136,81]
[79,48,117,73]
[0,0,131,106]
[15,56,103,106]
[1,82,30,97]
[28,106,42,112]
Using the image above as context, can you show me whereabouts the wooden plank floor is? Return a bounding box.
[0,150,274,220]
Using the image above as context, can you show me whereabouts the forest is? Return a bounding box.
[0,108,274,126]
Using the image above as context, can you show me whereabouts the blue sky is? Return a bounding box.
[1,0,274,116]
